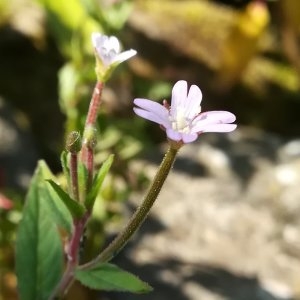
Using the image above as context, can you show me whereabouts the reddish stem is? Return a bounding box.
[81,81,104,196]
[85,81,104,127]
[49,213,90,300]
[50,82,104,299]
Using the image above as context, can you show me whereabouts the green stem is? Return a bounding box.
[79,146,179,270]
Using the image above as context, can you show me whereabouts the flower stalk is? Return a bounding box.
[79,145,180,270]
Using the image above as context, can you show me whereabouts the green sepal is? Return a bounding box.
[47,180,86,219]
[85,154,114,210]
[16,161,63,300]
[75,263,152,293]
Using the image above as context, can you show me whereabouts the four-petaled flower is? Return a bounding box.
[133,80,237,144]
[91,33,137,67]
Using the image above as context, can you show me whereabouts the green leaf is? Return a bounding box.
[38,161,73,234]
[75,263,152,293]
[16,161,63,300]
[85,154,114,210]
[47,180,86,219]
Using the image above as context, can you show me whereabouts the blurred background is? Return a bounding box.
[1,0,300,299]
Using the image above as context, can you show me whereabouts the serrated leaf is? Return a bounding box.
[85,154,114,210]
[75,263,152,293]
[47,180,86,219]
[16,161,63,300]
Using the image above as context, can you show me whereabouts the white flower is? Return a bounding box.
[91,32,137,67]
[134,80,237,144]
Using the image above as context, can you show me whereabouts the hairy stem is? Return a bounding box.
[79,146,179,270]
[81,81,103,196]
[85,81,104,127]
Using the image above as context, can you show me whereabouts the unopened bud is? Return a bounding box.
[66,131,82,153]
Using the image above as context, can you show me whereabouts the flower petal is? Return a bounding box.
[191,111,236,133]
[201,124,237,133]
[108,36,120,53]
[133,80,237,144]
[195,111,236,124]
[166,128,182,141]
[170,80,188,117]
[134,98,167,112]
[113,49,137,64]
[181,133,198,143]
[134,99,170,127]
[185,84,202,119]
[133,108,162,125]
[133,107,170,128]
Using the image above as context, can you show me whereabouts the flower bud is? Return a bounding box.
[66,131,82,153]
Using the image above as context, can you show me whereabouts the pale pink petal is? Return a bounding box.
[201,124,237,133]
[170,80,188,117]
[166,128,182,141]
[134,98,169,120]
[194,111,236,124]
[133,80,237,144]
[181,133,198,143]
[191,111,236,133]
[113,49,137,64]
[134,98,167,112]
[133,108,170,128]
[185,84,202,119]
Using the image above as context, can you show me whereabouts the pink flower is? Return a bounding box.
[133,80,237,144]
[91,33,137,67]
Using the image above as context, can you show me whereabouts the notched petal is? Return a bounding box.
[133,107,170,128]
[171,80,188,108]
[134,99,168,114]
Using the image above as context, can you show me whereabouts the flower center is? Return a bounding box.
[170,108,191,133]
